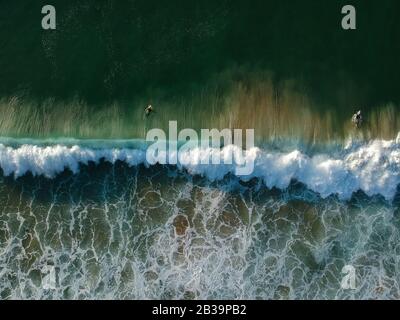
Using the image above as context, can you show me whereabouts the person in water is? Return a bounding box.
[352,110,362,128]
[144,104,154,117]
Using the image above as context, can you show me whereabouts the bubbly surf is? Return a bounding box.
[1,137,400,300]
[0,136,400,201]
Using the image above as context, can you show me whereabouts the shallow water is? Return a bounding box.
[0,140,399,299]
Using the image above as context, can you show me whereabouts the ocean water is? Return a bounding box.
[0,138,399,299]
[1,0,400,300]
[1,0,400,142]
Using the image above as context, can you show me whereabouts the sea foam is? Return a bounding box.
[0,138,399,201]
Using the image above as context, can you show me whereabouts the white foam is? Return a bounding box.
[0,138,400,201]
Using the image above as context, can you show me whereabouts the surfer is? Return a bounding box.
[145,104,154,117]
[351,110,362,128]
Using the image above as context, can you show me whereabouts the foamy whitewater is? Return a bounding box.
[0,136,399,201]
[1,137,400,300]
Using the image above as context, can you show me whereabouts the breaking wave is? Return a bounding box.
[1,135,400,201]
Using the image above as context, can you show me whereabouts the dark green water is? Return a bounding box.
[0,0,399,140]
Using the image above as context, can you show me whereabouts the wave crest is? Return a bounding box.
[0,138,399,201]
